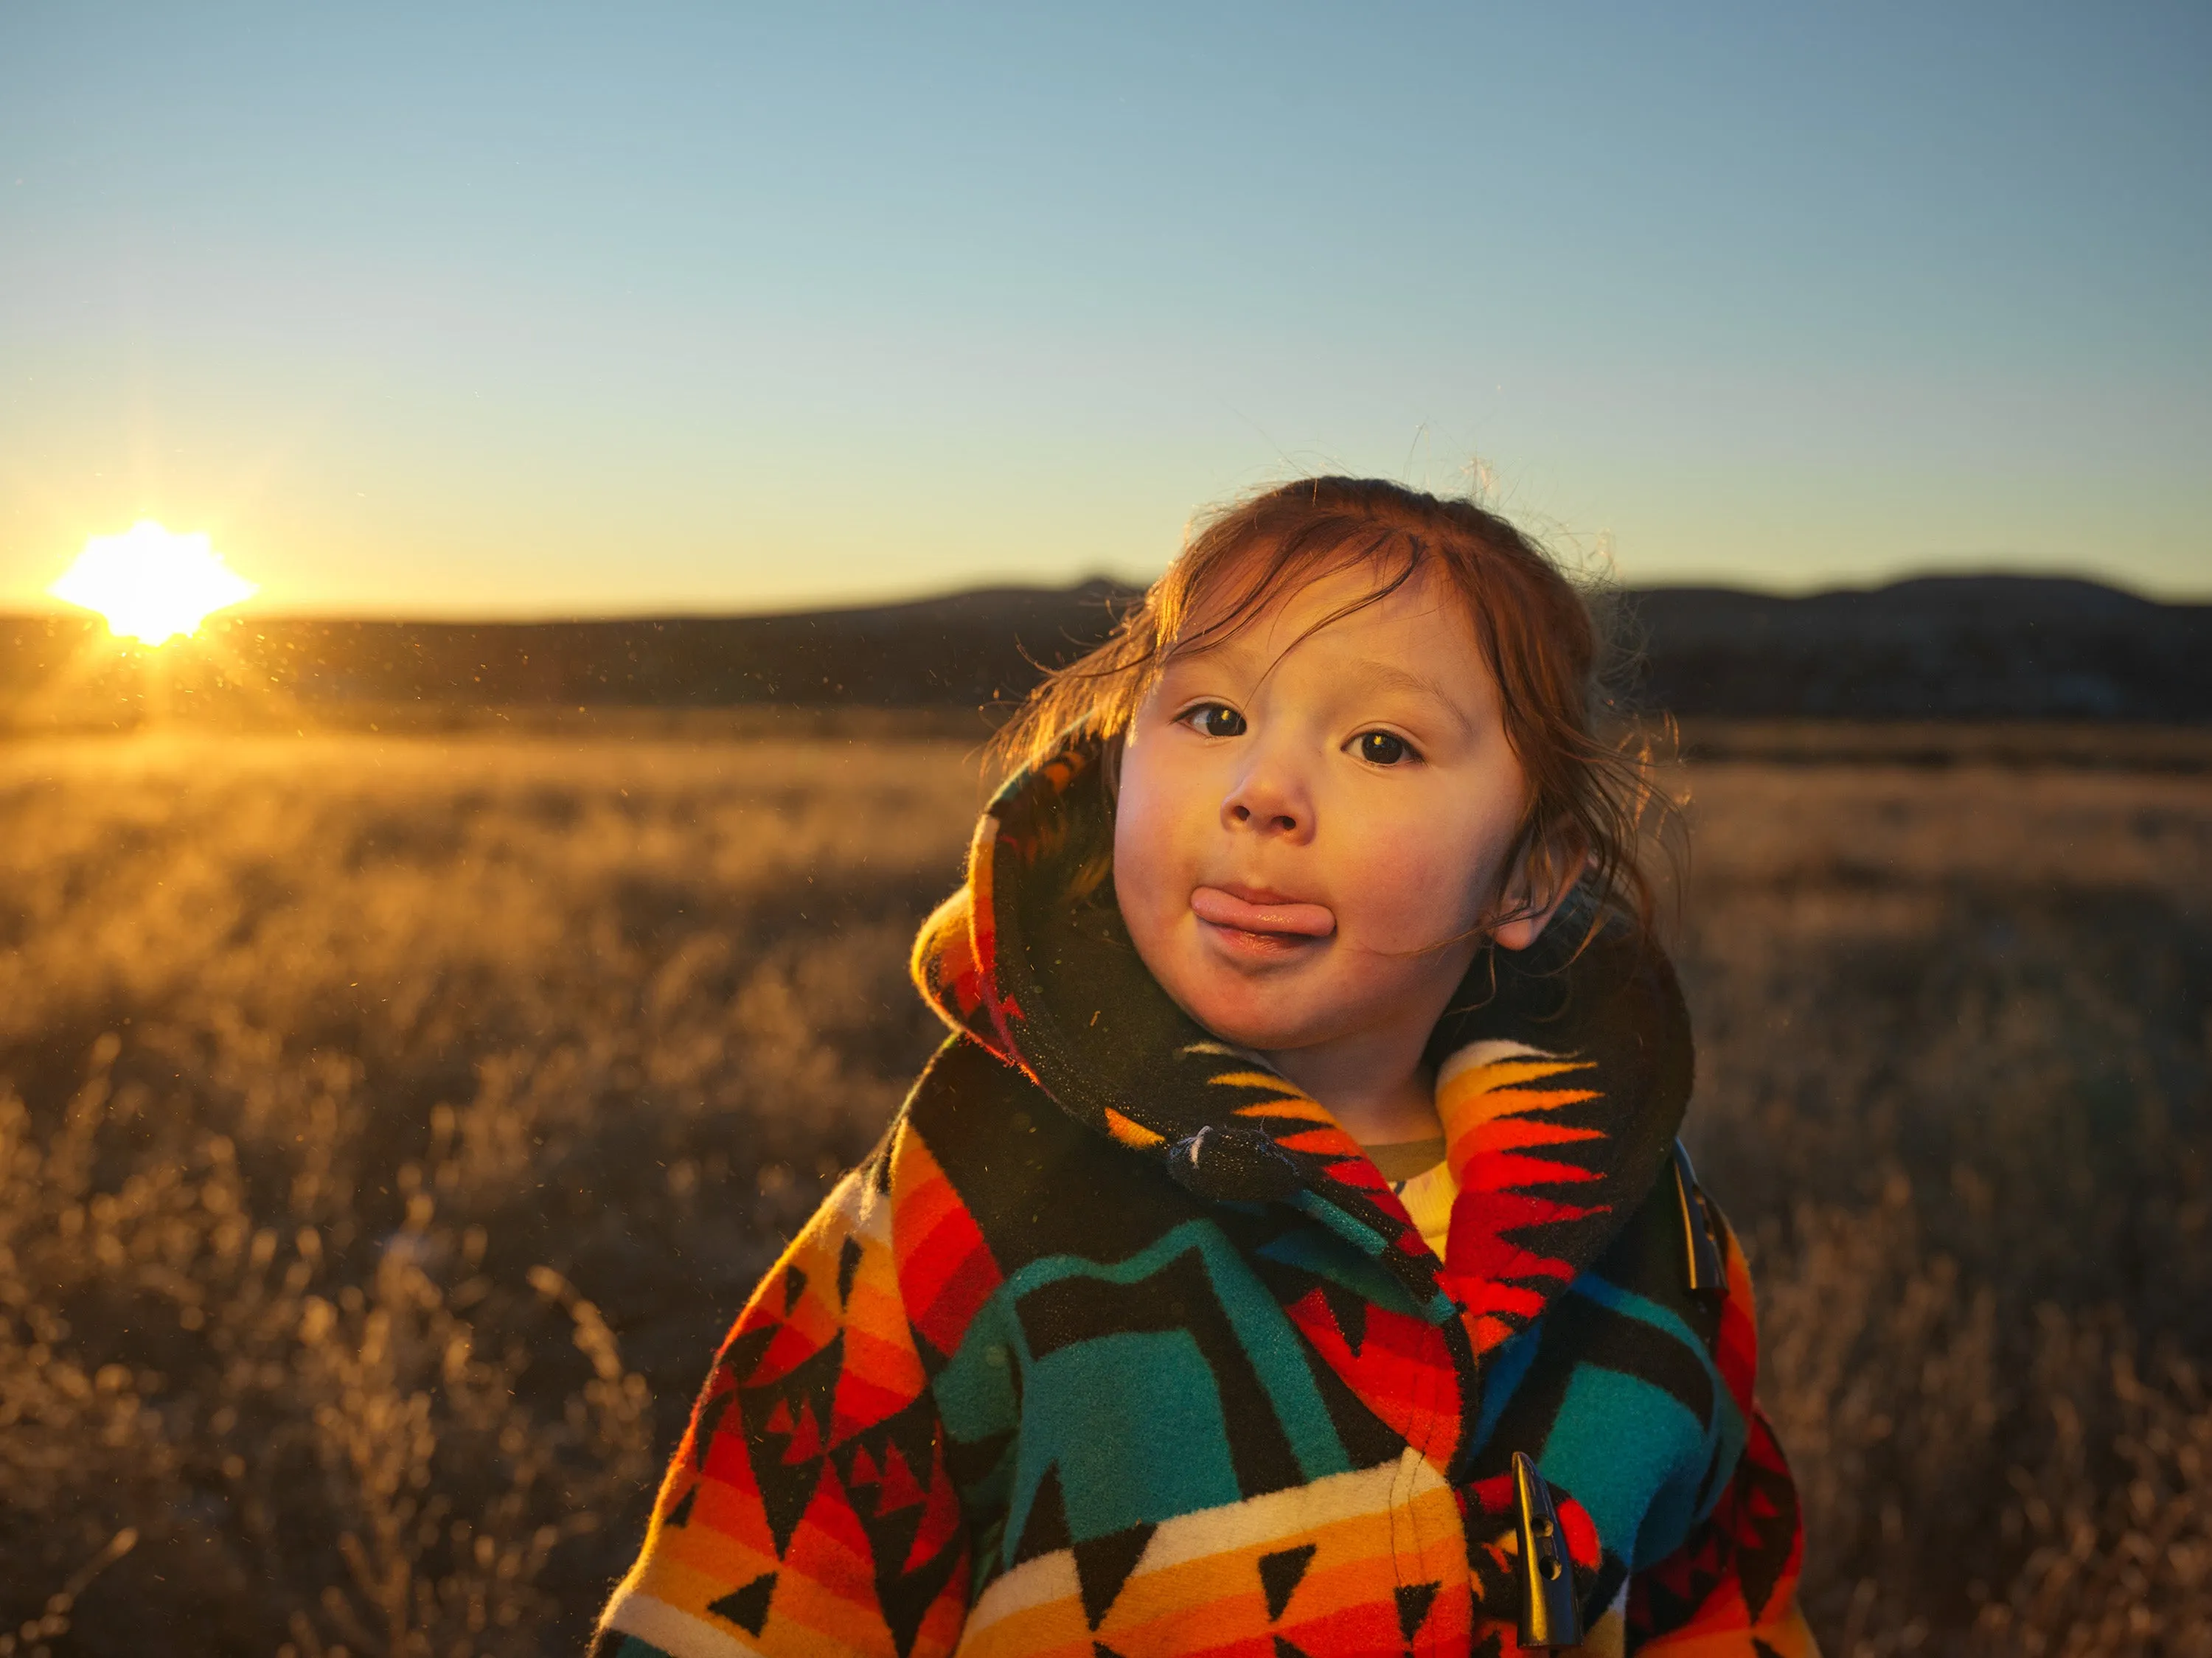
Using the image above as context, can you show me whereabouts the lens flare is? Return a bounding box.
[49,521,258,644]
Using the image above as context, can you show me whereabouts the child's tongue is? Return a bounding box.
[1190,886,1336,938]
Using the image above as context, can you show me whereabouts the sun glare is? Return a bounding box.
[49,520,259,645]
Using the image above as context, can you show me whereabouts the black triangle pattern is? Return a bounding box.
[1394,1580,1439,1641]
[838,1418,936,1567]
[737,1328,845,1557]
[1010,1462,1071,1565]
[664,1483,697,1529]
[1093,1645,1130,1658]
[782,1264,808,1313]
[1074,1521,1155,1629]
[692,1390,733,1470]
[1258,1543,1315,1621]
[875,1511,966,1658]
[706,1571,775,1636]
[1272,1637,1313,1658]
[838,1235,863,1306]
[773,1389,967,1658]
[1320,1280,1368,1357]
[717,1322,777,1390]
[1736,1438,1802,1620]
[1287,1320,1409,1472]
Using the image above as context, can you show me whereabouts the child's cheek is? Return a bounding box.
[1108,760,1188,947]
[1336,810,1479,950]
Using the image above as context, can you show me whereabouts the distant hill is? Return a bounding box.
[1631,576,2209,720]
[2,574,2205,723]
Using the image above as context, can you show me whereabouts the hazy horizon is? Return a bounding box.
[7,560,2202,630]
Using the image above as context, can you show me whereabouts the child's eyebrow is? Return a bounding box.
[1333,659,1478,734]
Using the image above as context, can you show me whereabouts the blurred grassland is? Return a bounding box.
[1,732,2207,1657]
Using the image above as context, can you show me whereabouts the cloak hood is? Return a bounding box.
[912,734,1693,1364]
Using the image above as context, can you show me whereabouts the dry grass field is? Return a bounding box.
[1,731,2206,1657]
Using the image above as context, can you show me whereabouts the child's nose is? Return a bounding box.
[1227,799,1298,833]
[1222,766,1310,840]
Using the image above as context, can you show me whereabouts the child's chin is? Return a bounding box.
[1178,983,1327,1056]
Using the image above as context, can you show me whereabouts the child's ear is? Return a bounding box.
[1490,829,1588,952]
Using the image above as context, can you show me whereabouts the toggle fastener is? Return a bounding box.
[1514,1450,1582,1648]
[1672,1140,1725,1296]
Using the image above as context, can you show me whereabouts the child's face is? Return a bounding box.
[1113,557,1540,1062]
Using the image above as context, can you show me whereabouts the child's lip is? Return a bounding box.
[1190,885,1337,938]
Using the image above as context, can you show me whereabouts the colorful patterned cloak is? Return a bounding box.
[596,737,1817,1657]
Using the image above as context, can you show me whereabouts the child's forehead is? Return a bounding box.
[1172,544,1485,659]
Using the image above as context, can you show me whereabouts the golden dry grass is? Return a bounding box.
[1,734,2206,1656]
[1676,764,2212,1655]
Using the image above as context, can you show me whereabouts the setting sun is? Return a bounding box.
[49,520,259,645]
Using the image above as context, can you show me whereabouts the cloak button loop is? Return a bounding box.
[1164,1125,1300,1204]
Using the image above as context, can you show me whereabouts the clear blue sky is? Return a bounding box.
[2,1,2206,615]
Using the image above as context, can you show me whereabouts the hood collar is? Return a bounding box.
[912,736,1692,1359]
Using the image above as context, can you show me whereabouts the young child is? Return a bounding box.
[594,479,1816,1657]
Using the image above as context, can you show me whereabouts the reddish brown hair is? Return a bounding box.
[990,476,1672,941]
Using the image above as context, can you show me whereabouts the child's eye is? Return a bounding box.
[1181,703,1248,739]
[1354,730,1416,766]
